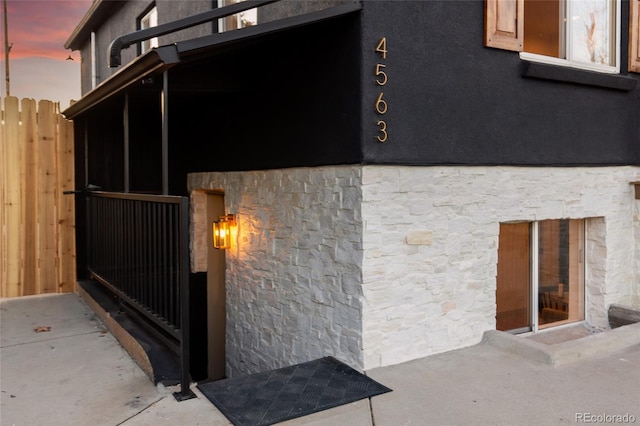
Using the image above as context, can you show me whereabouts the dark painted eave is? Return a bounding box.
[65,0,126,51]
[63,46,179,119]
[63,2,362,119]
[176,2,362,60]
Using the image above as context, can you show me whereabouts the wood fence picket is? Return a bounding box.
[1,97,75,297]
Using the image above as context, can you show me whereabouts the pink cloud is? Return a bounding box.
[4,1,91,60]
[6,56,80,105]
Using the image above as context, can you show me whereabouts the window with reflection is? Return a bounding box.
[497,219,585,333]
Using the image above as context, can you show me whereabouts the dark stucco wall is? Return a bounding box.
[360,1,640,166]
[75,0,356,95]
[75,0,640,170]
[259,0,359,22]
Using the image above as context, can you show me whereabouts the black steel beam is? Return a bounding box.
[108,0,279,67]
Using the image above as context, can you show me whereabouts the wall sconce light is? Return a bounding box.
[212,214,236,249]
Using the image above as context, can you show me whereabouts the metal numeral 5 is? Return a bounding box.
[375,64,387,86]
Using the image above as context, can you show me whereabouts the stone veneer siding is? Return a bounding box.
[189,165,640,374]
[634,191,640,306]
[361,166,640,369]
[188,167,364,375]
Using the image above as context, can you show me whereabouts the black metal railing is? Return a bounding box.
[86,191,193,400]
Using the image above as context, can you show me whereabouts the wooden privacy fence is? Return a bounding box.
[1,97,75,297]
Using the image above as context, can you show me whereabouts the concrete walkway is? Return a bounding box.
[2,293,639,426]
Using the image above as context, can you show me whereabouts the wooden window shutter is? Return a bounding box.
[630,0,640,72]
[484,0,524,52]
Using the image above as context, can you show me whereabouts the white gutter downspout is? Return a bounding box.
[91,31,97,89]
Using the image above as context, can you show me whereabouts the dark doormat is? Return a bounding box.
[197,356,392,426]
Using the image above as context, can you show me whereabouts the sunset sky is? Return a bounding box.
[1,0,92,107]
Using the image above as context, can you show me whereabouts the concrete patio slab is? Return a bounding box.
[367,340,640,426]
[279,399,372,426]
[0,293,101,346]
[2,293,639,426]
[120,386,231,426]
[1,294,161,426]
[118,379,374,426]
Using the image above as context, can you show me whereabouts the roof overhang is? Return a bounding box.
[63,46,180,118]
[63,2,362,119]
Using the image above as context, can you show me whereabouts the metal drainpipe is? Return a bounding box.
[91,32,97,89]
[161,70,169,195]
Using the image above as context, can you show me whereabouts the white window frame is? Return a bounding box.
[140,6,158,53]
[520,0,621,74]
[217,0,258,33]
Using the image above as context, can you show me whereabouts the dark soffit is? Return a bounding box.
[63,2,362,119]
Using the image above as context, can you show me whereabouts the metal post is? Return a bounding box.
[161,71,169,196]
[84,122,91,276]
[3,0,10,96]
[84,121,89,187]
[174,197,195,401]
[86,194,93,275]
[124,93,130,193]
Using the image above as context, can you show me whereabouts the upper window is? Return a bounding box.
[218,0,257,32]
[524,0,618,72]
[485,0,623,74]
[138,5,158,53]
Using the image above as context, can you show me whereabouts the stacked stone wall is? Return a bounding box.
[361,166,640,369]
[634,194,640,305]
[188,166,364,375]
[189,165,640,373]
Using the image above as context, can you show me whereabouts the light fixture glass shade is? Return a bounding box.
[212,214,236,249]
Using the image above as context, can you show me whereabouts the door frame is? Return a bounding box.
[497,219,586,334]
[206,191,227,379]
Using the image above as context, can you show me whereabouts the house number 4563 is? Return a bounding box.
[375,37,388,143]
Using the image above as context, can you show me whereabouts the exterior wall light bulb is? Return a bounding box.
[212,214,236,249]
